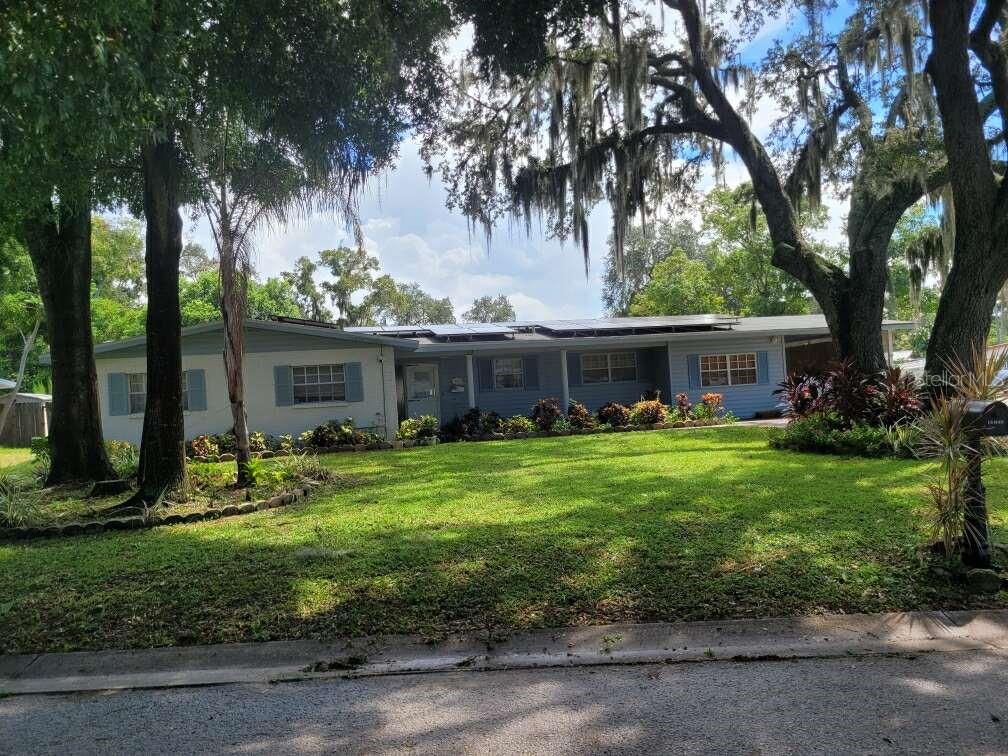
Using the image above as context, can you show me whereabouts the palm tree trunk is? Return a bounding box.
[217,206,252,485]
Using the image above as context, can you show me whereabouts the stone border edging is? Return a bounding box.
[2,609,1006,695]
[0,483,315,542]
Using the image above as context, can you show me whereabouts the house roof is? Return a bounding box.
[344,314,913,353]
[43,319,419,363]
[0,378,14,390]
[74,313,915,360]
[0,392,51,404]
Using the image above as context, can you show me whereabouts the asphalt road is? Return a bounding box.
[3,649,1007,755]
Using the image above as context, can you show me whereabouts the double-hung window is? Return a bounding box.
[127,373,146,414]
[699,353,757,387]
[581,352,638,384]
[292,364,346,404]
[493,357,525,390]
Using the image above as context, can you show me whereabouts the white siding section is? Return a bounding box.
[97,345,399,445]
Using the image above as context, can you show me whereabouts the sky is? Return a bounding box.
[183,3,852,322]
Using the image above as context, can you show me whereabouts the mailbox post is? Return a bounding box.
[962,400,1008,567]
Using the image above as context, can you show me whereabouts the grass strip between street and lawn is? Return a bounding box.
[1,426,1005,653]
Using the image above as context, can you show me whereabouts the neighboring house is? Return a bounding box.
[84,314,911,445]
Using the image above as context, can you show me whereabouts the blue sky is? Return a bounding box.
[184,3,851,321]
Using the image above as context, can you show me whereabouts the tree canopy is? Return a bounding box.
[462,294,517,322]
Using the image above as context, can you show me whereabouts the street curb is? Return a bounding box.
[2,610,1006,695]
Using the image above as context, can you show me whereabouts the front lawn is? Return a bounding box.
[1,427,1005,653]
[0,447,32,476]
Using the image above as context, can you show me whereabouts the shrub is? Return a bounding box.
[105,439,139,479]
[531,398,563,431]
[278,434,295,453]
[480,410,503,435]
[701,392,723,409]
[214,433,238,453]
[439,415,467,442]
[297,430,314,449]
[399,415,439,440]
[310,422,340,448]
[673,393,692,421]
[769,413,893,457]
[248,431,268,453]
[822,359,877,427]
[0,474,43,527]
[597,401,631,427]
[773,373,826,418]
[629,399,668,425]
[30,436,49,462]
[875,367,923,426]
[566,401,596,429]
[190,434,219,458]
[550,416,572,433]
[276,450,339,484]
[640,388,662,401]
[445,407,503,438]
[502,415,536,435]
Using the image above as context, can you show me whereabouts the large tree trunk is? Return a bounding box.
[22,202,115,484]
[926,264,1001,379]
[925,0,1008,380]
[134,138,186,502]
[217,209,252,485]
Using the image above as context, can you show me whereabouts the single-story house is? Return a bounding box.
[86,314,910,445]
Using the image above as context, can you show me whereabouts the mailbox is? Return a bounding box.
[964,400,1008,437]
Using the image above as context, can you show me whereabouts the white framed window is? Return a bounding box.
[581,352,638,384]
[700,352,757,387]
[293,364,347,404]
[493,357,525,390]
[127,373,146,414]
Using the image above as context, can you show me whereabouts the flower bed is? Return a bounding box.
[0,483,315,541]
[770,360,923,458]
[421,392,736,445]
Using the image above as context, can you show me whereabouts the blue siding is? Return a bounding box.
[474,351,565,418]
[569,347,664,410]
[667,336,784,418]
[401,336,784,422]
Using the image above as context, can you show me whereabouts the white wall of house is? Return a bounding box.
[96,344,399,445]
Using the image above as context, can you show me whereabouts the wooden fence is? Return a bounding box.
[0,399,49,447]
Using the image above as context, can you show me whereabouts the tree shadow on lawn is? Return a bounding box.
[3,438,1004,654]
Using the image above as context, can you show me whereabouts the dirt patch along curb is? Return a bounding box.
[2,609,1006,696]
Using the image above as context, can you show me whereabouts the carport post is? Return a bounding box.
[465,353,475,409]
[560,349,570,410]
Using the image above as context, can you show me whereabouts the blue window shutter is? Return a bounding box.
[477,357,494,392]
[345,362,364,402]
[108,373,128,416]
[566,352,581,386]
[687,355,701,390]
[274,365,293,406]
[756,351,770,384]
[186,369,207,411]
[523,355,539,390]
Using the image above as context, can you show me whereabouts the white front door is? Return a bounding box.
[405,364,439,420]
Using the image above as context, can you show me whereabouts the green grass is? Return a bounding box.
[1,427,1005,653]
[0,448,32,477]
